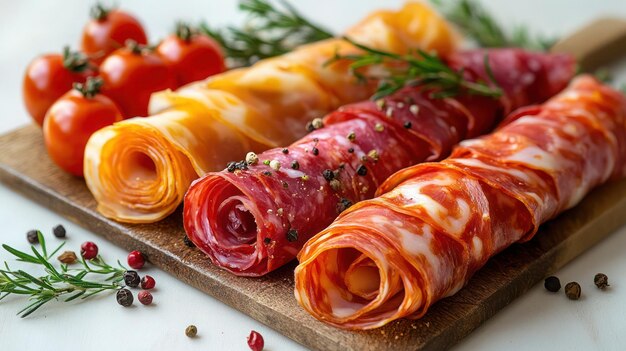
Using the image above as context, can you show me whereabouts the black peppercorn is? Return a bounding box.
[336,198,353,213]
[322,169,334,181]
[263,237,271,245]
[282,181,289,189]
[594,273,609,289]
[347,147,354,153]
[52,224,66,238]
[305,121,314,132]
[287,229,298,242]
[26,230,40,244]
[311,147,319,156]
[565,282,581,300]
[227,162,236,172]
[124,270,141,288]
[404,121,412,129]
[262,171,272,176]
[291,161,300,170]
[282,148,289,154]
[183,235,195,248]
[356,165,368,176]
[544,276,561,292]
[116,288,134,307]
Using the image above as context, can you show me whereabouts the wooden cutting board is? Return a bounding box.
[1,18,626,351]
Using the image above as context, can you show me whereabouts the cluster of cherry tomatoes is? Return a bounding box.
[23,4,226,177]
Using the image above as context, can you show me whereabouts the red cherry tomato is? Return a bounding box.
[100,42,177,118]
[80,4,147,64]
[23,48,96,126]
[156,23,226,86]
[43,78,123,177]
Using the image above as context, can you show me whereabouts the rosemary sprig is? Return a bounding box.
[200,0,333,67]
[327,37,502,100]
[431,0,556,51]
[0,234,126,317]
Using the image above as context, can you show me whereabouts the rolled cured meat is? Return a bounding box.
[294,76,626,329]
[83,2,458,223]
[183,49,575,276]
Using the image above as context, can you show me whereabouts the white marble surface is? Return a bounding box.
[1,1,626,350]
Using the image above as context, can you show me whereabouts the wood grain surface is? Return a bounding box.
[1,125,626,350]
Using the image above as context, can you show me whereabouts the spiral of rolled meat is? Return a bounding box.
[83,2,458,223]
[183,49,575,276]
[294,76,626,329]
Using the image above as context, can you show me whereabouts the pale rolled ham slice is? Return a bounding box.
[294,76,626,329]
[183,49,575,276]
[83,2,458,223]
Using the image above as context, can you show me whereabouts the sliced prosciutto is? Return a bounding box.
[294,76,626,329]
[183,49,575,276]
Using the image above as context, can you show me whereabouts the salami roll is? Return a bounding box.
[183,49,575,276]
[294,76,626,329]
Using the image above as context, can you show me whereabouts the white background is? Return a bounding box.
[1,1,626,350]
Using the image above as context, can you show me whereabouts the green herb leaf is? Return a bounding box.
[431,0,556,51]
[1,233,126,318]
[200,0,333,67]
[328,37,502,100]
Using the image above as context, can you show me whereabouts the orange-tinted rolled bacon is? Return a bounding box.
[295,76,626,329]
[83,2,458,223]
[183,49,575,276]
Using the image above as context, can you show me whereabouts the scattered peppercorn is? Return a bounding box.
[322,169,334,181]
[291,160,300,170]
[544,276,561,292]
[347,147,354,153]
[269,160,281,171]
[263,160,271,165]
[410,105,419,115]
[52,224,66,238]
[594,273,609,289]
[347,132,356,141]
[404,121,412,129]
[58,251,78,264]
[246,152,259,165]
[282,181,289,189]
[262,171,272,177]
[367,149,379,161]
[247,330,264,351]
[185,325,198,338]
[183,235,195,248]
[80,241,99,260]
[141,275,156,290]
[282,148,289,154]
[305,121,315,132]
[375,99,386,110]
[301,175,309,181]
[227,160,249,172]
[287,228,298,242]
[311,118,323,129]
[124,270,141,288]
[374,123,384,132]
[127,250,146,269]
[337,198,353,213]
[565,282,581,300]
[138,290,153,305]
[26,230,40,244]
[116,289,133,307]
[311,147,319,156]
[263,237,271,245]
[356,165,368,176]
[329,179,341,192]
[385,107,394,118]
